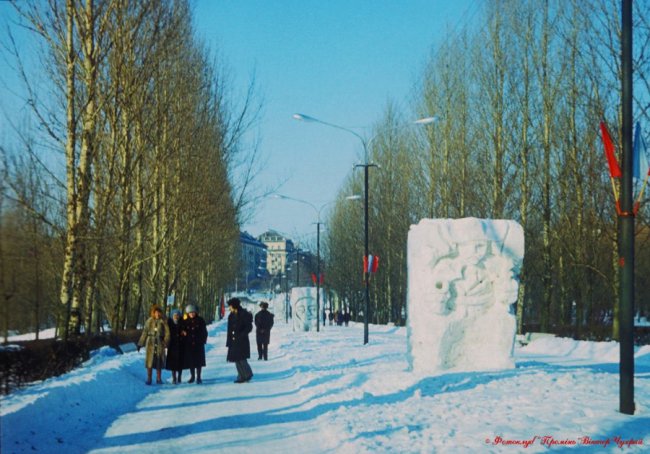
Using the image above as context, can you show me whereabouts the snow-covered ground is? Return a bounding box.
[2,319,649,453]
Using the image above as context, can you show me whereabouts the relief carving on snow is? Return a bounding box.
[290,287,318,332]
[407,218,524,373]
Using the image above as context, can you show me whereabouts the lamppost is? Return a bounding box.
[272,194,335,332]
[293,249,302,287]
[284,267,290,324]
[281,265,290,323]
[293,113,436,344]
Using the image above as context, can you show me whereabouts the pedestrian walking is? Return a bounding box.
[165,309,184,384]
[226,298,254,383]
[137,304,170,385]
[181,304,208,384]
[254,302,274,360]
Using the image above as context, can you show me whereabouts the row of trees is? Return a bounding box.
[324,0,650,340]
[2,0,648,342]
[1,0,258,340]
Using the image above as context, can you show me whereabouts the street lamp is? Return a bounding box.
[293,113,435,344]
[272,194,335,332]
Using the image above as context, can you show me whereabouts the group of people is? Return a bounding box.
[137,304,208,385]
[324,309,351,326]
[137,298,274,385]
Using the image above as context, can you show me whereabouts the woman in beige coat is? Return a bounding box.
[138,304,171,384]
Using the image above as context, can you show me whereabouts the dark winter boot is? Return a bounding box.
[196,367,202,384]
[156,369,163,384]
[172,371,177,384]
[242,360,253,382]
[188,368,195,383]
[177,370,182,384]
[234,361,245,383]
[146,368,152,385]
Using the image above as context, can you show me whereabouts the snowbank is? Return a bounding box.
[2,321,649,453]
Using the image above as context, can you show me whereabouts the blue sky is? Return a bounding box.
[193,0,480,243]
[0,1,481,246]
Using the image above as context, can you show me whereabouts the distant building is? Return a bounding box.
[259,230,294,276]
[239,232,268,291]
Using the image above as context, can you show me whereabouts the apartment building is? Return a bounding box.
[239,231,268,290]
[258,230,294,276]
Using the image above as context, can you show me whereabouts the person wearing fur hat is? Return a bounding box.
[181,304,208,384]
[254,302,274,360]
[165,309,184,384]
[138,304,170,385]
[226,298,254,383]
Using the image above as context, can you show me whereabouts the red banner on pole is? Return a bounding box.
[600,121,622,178]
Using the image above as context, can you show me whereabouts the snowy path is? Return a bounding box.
[2,319,650,453]
[90,320,411,453]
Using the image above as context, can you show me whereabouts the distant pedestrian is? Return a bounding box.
[344,310,351,327]
[165,309,184,384]
[336,310,344,326]
[226,298,254,383]
[181,304,208,384]
[328,310,334,326]
[138,304,170,385]
[322,309,327,327]
[254,302,274,360]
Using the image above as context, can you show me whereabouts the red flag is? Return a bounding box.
[219,295,225,318]
[311,273,317,284]
[371,255,379,273]
[600,121,621,178]
[363,256,368,274]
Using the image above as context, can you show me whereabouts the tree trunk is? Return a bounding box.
[59,0,78,339]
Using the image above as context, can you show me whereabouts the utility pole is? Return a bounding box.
[619,0,634,416]
[296,249,301,287]
[284,269,289,324]
[355,163,377,344]
[316,221,322,332]
[293,113,435,344]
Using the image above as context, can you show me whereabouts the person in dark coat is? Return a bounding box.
[181,304,208,384]
[226,298,254,383]
[344,310,351,326]
[254,302,274,360]
[165,309,184,384]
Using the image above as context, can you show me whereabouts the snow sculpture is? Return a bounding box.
[407,218,524,373]
[290,287,318,332]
